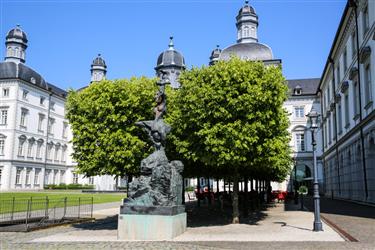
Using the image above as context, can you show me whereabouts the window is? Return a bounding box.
[36,141,43,159]
[364,64,372,105]
[2,88,9,97]
[48,118,54,134]
[18,137,26,156]
[25,168,31,185]
[62,122,68,138]
[47,143,53,160]
[54,145,60,161]
[40,97,45,106]
[352,31,357,58]
[73,173,78,184]
[89,177,94,185]
[22,90,28,100]
[20,108,28,127]
[343,48,348,72]
[345,92,350,126]
[60,170,65,184]
[353,81,360,117]
[50,101,55,111]
[34,169,41,185]
[0,109,8,125]
[337,102,343,133]
[0,135,4,155]
[45,169,51,185]
[15,168,22,185]
[336,65,341,84]
[27,139,34,158]
[61,146,67,162]
[38,114,45,132]
[328,118,332,143]
[53,170,58,184]
[362,6,369,37]
[294,106,305,118]
[296,133,305,152]
[0,167,2,185]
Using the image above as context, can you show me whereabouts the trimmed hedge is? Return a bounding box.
[44,183,95,190]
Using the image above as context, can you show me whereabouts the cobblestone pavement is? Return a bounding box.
[1,200,374,250]
[304,196,375,244]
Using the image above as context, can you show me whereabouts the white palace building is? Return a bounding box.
[0,25,119,191]
[1,0,374,207]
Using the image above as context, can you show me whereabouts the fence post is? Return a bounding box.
[63,197,67,219]
[10,197,15,221]
[45,196,49,219]
[91,197,93,218]
[78,197,81,219]
[29,197,33,218]
[25,199,31,231]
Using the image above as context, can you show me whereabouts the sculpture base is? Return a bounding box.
[117,212,187,240]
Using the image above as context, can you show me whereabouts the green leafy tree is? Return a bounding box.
[167,58,292,223]
[66,77,157,177]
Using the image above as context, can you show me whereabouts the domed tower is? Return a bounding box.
[209,45,222,66]
[236,0,258,43]
[219,1,277,63]
[155,37,186,89]
[90,54,107,82]
[5,25,28,63]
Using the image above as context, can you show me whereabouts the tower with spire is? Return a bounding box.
[90,54,107,82]
[236,0,258,43]
[5,25,28,64]
[155,37,186,88]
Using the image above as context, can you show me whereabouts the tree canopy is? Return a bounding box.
[167,58,292,181]
[66,77,157,177]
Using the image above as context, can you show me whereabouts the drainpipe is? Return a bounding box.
[350,0,368,199]
[329,58,341,195]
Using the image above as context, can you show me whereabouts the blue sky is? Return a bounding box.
[0,0,346,90]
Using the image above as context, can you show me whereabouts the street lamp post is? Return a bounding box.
[306,108,323,232]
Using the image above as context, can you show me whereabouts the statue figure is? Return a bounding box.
[122,70,184,211]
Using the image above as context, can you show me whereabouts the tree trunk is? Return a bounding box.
[182,178,185,205]
[232,175,240,224]
[207,177,211,205]
[223,179,226,192]
[255,179,258,192]
[250,178,254,191]
[216,179,219,193]
[243,177,249,217]
[197,177,201,207]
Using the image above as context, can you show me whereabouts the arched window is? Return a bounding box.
[18,135,27,156]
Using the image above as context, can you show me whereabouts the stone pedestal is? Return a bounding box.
[117,208,186,240]
[117,205,186,240]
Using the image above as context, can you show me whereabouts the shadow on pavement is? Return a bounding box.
[70,201,270,230]
[72,215,118,230]
[304,196,375,220]
[185,200,268,227]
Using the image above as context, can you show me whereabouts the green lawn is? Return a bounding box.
[0,191,126,214]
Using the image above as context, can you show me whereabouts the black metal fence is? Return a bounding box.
[0,196,93,232]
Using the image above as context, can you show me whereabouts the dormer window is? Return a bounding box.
[294,85,302,95]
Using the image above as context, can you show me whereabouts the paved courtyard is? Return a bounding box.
[2,200,363,249]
